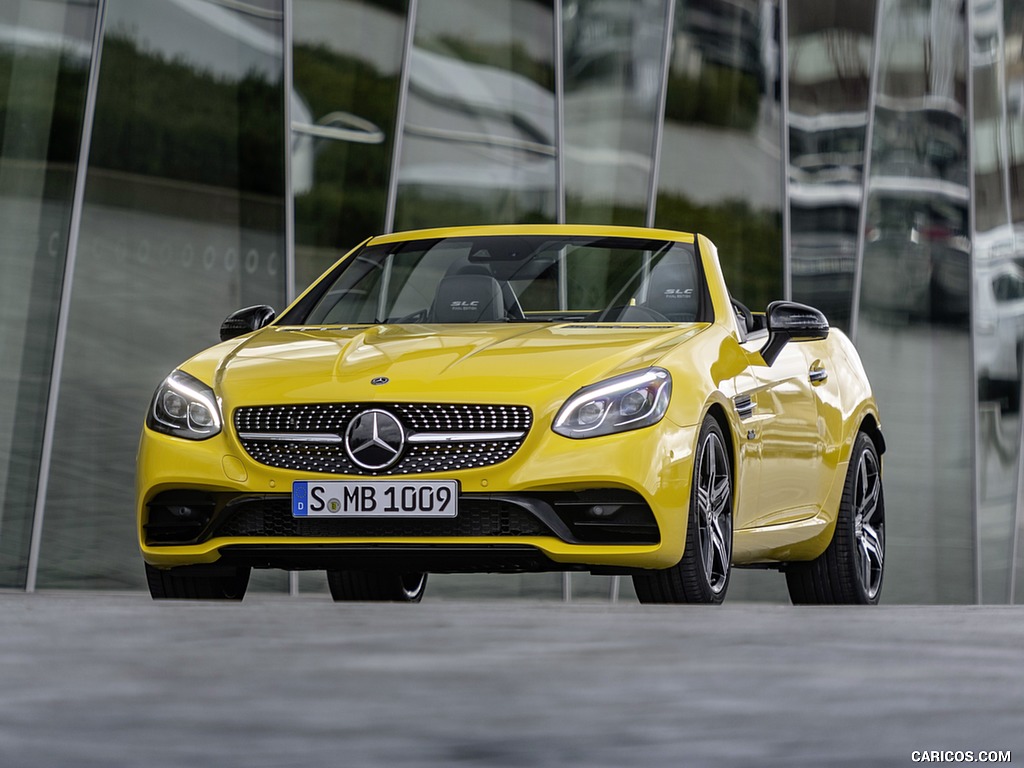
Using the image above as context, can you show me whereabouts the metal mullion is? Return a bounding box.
[283,0,299,598]
[26,0,108,592]
[644,0,677,228]
[284,0,296,306]
[554,0,566,225]
[383,0,420,235]
[779,0,792,300]
[850,0,886,344]
[556,0,569,596]
[964,0,983,605]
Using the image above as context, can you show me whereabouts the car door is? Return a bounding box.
[742,338,837,528]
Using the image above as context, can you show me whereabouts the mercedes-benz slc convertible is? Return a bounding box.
[138,224,885,604]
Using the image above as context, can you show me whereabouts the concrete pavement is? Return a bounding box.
[0,594,1021,767]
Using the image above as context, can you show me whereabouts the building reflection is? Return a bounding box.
[2,0,1024,601]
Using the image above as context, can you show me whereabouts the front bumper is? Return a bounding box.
[137,417,698,572]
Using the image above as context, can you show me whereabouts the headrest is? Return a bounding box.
[431,275,506,322]
[643,259,698,321]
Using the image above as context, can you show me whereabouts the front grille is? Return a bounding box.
[234,403,532,475]
[212,496,550,539]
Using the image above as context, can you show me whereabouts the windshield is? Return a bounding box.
[285,235,708,325]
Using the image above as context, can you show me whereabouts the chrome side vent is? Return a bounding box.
[734,394,755,420]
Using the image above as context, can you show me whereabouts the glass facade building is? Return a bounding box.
[2,0,1022,602]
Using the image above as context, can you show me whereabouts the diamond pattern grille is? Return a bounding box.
[234,403,533,476]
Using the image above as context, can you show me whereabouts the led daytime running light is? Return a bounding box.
[148,370,222,440]
[553,368,671,439]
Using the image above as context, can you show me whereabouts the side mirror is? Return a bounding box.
[759,301,829,365]
[220,305,276,341]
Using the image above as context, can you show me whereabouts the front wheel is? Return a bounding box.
[145,563,250,600]
[633,415,733,604]
[785,432,885,604]
[327,570,428,602]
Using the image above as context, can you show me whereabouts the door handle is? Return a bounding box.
[809,362,828,385]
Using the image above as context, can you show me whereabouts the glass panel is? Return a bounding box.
[393,0,557,230]
[786,0,876,330]
[653,0,783,312]
[1010,0,1024,604]
[0,1,99,587]
[292,0,408,288]
[37,0,287,589]
[564,0,668,226]
[857,0,973,602]
[973,0,1024,603]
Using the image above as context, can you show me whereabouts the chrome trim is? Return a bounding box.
[407,431,526,444]
[734,394,755,420]
[239,432,344,444]
[239,430,526,445]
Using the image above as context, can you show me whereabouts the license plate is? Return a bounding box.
[292,480,458,518]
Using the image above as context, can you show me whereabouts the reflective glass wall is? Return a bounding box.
[786,0,875,330]
[394,0,558,230]
[655,0,783,314]
[4,0,1024,602]
[971,0,1024,603]
[855,0,974,603]
[292,0,407,287]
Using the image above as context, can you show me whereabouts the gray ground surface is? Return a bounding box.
[0,594,1021,767]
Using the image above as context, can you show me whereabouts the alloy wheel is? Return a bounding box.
[695,429,732,594]
[853,447,884,600]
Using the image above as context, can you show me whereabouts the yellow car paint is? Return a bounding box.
[137,224,882,582]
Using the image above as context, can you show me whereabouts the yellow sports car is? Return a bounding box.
[138,224,885,604]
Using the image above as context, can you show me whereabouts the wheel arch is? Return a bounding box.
[703,401,736,475]
[858,412,886,458]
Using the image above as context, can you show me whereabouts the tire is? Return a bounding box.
[145,563,250,600]
[327,571,427,603]
[785,432,885,605]
[633,415,733,604]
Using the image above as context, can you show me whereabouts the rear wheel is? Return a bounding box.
[327,570,428,602]
[785,432,885,604]
[633,415,733,604]
[145,563,250,600]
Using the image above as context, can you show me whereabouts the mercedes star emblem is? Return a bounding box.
[345,409,405,470]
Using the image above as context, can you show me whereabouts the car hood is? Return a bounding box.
[201,323,707,406]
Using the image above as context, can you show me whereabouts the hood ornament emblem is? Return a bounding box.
[345,409,404,470]
[371,376,389,386]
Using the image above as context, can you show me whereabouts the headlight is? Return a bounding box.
[553,368,671,439]
[147,370,222,440]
